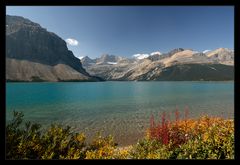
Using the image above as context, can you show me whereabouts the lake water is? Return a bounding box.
[6,81,234,146]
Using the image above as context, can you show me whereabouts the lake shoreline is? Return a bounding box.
[6,81,234,147]
[6,80,234,83]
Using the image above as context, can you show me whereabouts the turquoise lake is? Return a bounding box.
[6,81,234,146]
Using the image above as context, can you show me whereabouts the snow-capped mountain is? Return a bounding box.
[81,48,234,81]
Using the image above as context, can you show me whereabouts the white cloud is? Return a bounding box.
[133,54,149,60]
[65,38,79,46]
[203,50,211,54]
[150,51,162,56]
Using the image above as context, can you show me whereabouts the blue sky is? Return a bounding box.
[6,6,234,59]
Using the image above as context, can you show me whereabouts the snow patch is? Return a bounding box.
[78,56,85,60]
[203,50,211,54]
[107,62,117,65]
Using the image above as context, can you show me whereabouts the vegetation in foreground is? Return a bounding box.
[6,110,234,159]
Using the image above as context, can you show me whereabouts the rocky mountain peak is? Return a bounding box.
[82,56,93,61]
[6,15,100,81]
[96,54,123,64]
[6,15,41,27]
[6,15,44,35]
[81,56,96,67]
[206,48,234,58]
[168,48,185,56]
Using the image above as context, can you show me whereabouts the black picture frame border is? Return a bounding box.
[1,0,239,161]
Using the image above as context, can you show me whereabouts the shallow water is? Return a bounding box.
[6,81,234,146]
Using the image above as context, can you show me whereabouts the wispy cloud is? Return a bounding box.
[65,38,79,46]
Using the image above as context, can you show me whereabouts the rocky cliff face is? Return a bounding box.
[6,15,99,82]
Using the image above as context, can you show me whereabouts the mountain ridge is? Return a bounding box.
[81,48,234,81]
[6,15,234,82]
[6,15,100,82]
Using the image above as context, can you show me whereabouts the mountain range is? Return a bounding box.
[6,15,234,82]
[81,48,234,81]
